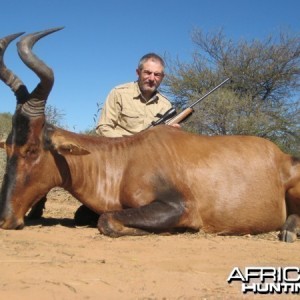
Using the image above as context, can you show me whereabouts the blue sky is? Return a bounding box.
[0,0,299,132]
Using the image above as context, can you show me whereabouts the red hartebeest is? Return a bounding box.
[0,28,300,242]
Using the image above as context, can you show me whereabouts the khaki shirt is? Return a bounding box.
[96,81,172,137]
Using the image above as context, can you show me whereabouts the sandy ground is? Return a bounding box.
[0,188,299,300]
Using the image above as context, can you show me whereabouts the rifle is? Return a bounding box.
[150,77,230,127]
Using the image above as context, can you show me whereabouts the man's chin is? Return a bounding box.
[141,86,156,94]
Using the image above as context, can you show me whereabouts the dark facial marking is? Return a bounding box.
[0,155,18,218]
[12,112,30,146]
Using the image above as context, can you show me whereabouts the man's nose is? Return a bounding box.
[148,73,155,80]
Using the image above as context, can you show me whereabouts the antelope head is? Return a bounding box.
[0,28,64,229]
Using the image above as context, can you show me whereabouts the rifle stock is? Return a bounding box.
[166,107,194,125]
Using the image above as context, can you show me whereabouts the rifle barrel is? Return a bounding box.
[189,77,230,109]
[151,77,230,127]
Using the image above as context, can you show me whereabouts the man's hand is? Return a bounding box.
[170,123,181,129]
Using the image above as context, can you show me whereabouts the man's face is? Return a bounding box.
[137,59,164,96]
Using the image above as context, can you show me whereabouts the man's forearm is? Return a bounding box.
[96,124,119,138]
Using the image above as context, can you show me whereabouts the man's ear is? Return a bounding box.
[136,68,141,77]
[0,139,5,150]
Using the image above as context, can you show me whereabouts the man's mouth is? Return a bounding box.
[145,81,155,88]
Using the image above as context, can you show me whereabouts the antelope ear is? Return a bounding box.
[50,131,90,156]
[54,142,90,156]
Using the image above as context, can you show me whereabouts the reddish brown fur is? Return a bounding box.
[0,29,300,240]
[2,120,300,238]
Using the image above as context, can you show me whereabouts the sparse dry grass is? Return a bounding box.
[0,150,5,185]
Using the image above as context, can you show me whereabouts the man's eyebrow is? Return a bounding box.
[143,70,164,76]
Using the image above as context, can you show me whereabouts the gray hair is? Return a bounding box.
[137,53,165,70]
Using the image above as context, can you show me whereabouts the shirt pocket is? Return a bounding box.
[119,108,143,131]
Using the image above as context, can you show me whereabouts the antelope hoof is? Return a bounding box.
[279,230,297,243]
[98,213,123,238]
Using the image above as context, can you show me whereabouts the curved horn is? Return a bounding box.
[0,32,29,104]
[17,27,64,116]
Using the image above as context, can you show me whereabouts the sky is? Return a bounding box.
[0,0,299,132]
